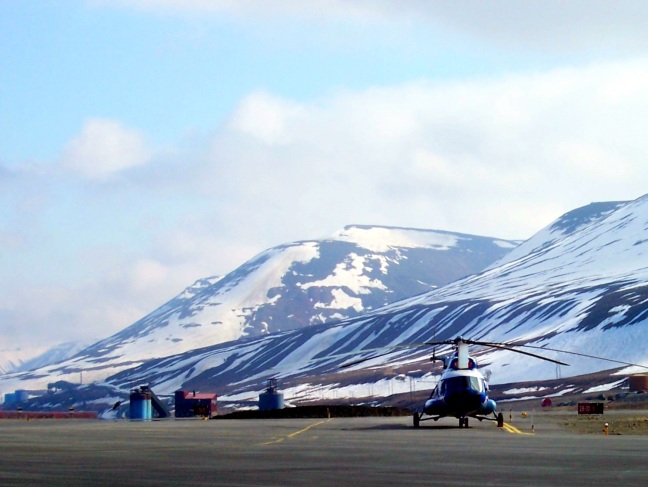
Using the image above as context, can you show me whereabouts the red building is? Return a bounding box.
[174,390,217,418]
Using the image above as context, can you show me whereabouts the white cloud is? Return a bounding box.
[61,118,151,180]
[96,0,648,53]
[430,0,648,53]
[93,0,392,21]
[129,259,169,292]
[197,58,648,242]
[227,91,304,146]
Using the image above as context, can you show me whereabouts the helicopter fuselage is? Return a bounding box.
[423,366,496,419]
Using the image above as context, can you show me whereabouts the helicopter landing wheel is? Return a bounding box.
[413,413,420,428]
[459,417,468,428]
[497,412,504,428]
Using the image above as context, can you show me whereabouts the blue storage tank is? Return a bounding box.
[130,388,152,420]
[259,391,284,411]
[259,379,284,411]
[4,392,16,405]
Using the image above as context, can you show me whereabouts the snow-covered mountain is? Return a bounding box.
[0,350,31,375]
[10,194,648,412]
[15,342,93,373]
[0,225,515,394]
[0,342,90,375]
[64,195,648,407]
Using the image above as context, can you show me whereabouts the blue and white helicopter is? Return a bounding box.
[340,336,570,429]
[341,334,648,429]
[410,337,569,429]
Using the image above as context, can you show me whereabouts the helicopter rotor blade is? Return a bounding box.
[424,337,570,366]
[339,350,395,369]
[424,339,457,347]
[468,341,570,366]
[462,337,648,370]
[511,343,648,370]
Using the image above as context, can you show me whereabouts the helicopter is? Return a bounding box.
[410,337,570,429]
[340,335,572,429]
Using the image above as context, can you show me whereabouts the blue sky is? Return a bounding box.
[3,0,648,357]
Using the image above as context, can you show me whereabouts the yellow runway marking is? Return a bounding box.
[262,419,332,445]
[501,423,534,435]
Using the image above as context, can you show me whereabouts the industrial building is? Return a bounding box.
[3,389,48,406]
[129,385,171,420]
[174,390,217,418]
[3,389,29,405]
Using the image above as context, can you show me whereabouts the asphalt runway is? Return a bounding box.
[1,414,647,486]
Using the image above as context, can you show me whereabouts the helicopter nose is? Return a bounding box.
[445,389,481,411]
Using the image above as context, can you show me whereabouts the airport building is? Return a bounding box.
[174,390,218,418]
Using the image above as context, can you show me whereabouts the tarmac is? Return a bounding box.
[1,412,647,486]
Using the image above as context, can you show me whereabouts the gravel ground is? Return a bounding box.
[556,412,648,435]
[501,407,648,435]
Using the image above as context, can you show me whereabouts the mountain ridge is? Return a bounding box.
[89,197,648,404]
[8,196,648,411]
[0,224,516,394]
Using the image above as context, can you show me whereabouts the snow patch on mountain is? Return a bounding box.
[298,252,388,293]
[330,225,465,252]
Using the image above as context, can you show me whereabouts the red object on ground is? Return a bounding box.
[0,411,98,419]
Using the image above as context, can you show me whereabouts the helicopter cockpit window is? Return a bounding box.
[444,376,483,392]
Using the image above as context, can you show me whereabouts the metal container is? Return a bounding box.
[259,391,284,411]
[130,390,152,420]
[259,379,284,411]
